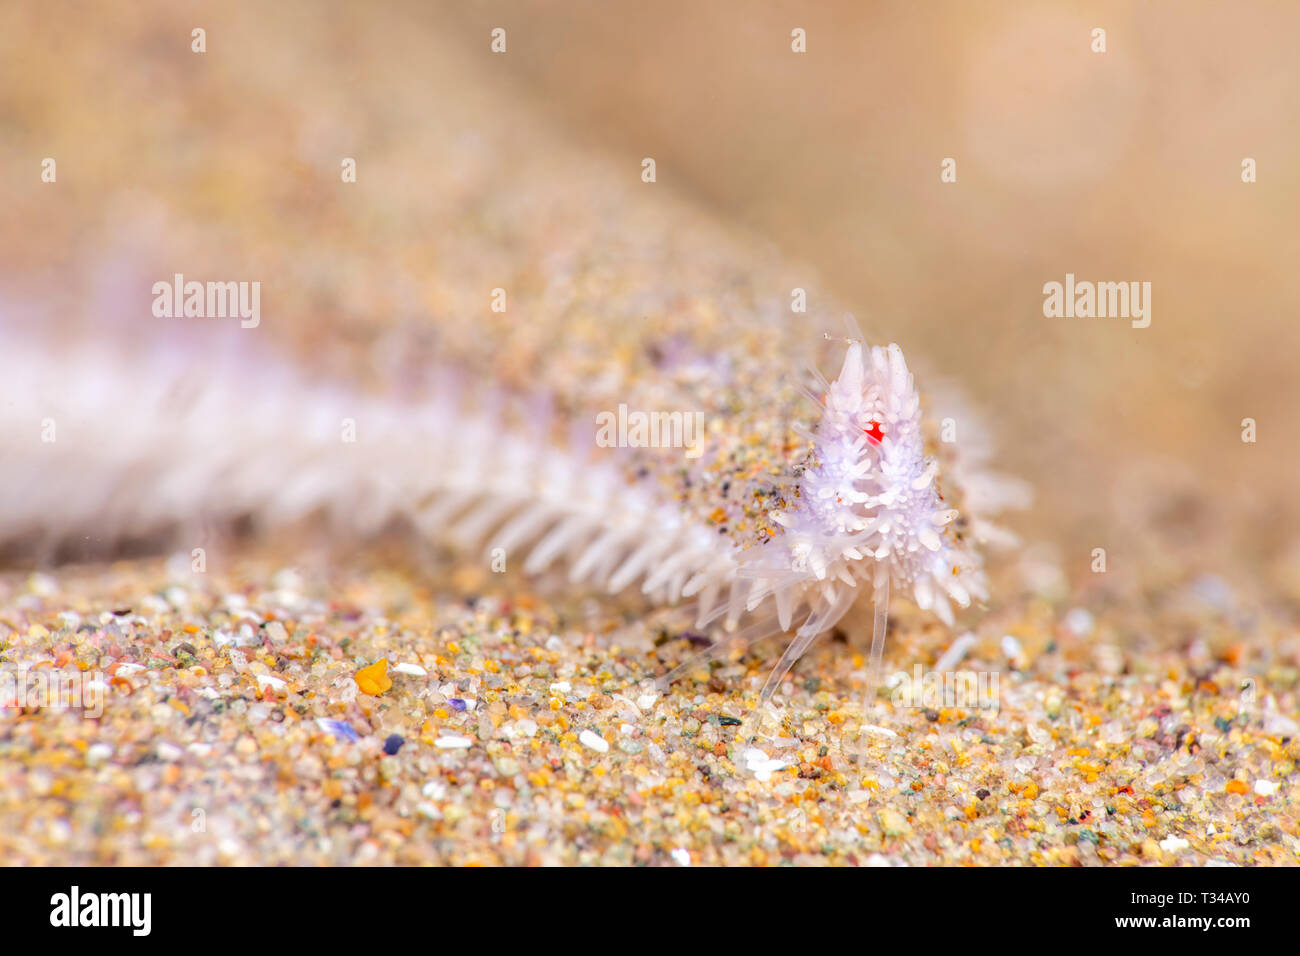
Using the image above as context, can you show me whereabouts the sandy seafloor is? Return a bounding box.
[2,537,1297,866]
[2,2,1299,865]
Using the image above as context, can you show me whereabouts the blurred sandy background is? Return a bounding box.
[3,0,1298,602]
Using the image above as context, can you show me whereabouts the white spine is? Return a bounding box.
[0,338,743,613]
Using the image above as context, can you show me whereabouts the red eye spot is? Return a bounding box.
[864,420,884,444]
